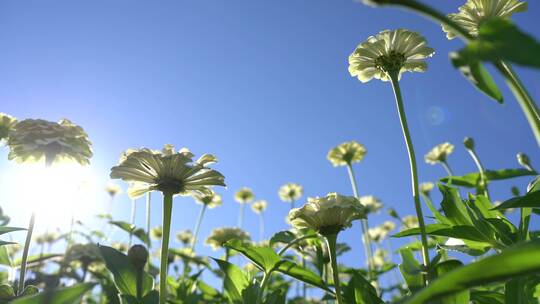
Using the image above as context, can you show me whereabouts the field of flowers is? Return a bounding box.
[0,0,539,303]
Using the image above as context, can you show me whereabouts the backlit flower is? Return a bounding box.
[151,226,163,240]
[110,144,225,198]
[288,193,366,235]
[349,29,434,82]
[205,227,251,250]
[234,187,254,204]
[0,113,17,142]
[105,183,122,198]
[34,231,60,245]
[251,200,267,214]
[368,221,395,243]
[425,143,454,165]
[65,243,103,266]
[194,190,222,209]
[278,183,303,202]
[359,195,383,214]
[176,229,194,245]
[327,141,367,167]
[402,215,419,229]
[419,182,435,195]
[369,249,388,268]
[8,118,92,165]
[443,0,527,39]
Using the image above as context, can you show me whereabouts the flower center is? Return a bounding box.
[375,51,406,74]
[157,179,184,195]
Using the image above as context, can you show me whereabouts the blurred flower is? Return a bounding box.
[327,141,366,167]
[105,183,122,198]
[194,190,222,209]
[151,226,163,240]
[34,231,60,245]
[234,187,254,204]
[278,183,303,203]
[288,193,365,235]
[176,229,194,245]
[205,227,251,250]
[368,221,396,243]
[8,118,92,165]
[251,200,267,214]
[359,195,383,214]
[419,182,435,196]
[65,243,103,266]
[348,29,434,82]
[401,215,419,229]
[369,249,388,268]
[0,113,17,142]
[425,143,454,165]
[110,145,225,198]
[443,0,527,39]
[112,242,128,253]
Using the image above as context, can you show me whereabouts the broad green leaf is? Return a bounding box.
[439,185,472,226]
[109,221,149,246]
[458,19,540,68]
[399,248,424,293]
[434,260,469,304]
[0,246,12,267]
[0,284,15,301]
[450,52,503,103]
[0,227,25,236]
[212,258,249,303]
[13,253,62,267]
[264,289,286,304]
[505,278,530,304]
[344,271,384,304]
[404,240,540,304]
[493,191,540,210]
[269,230,296,247]
[394,224,490,243]
[224,239,280,273]
[241,282,259,304]
[440,169,536,188]
[274,260,333,293]
[470,290,504,304]
[11,283,95,304]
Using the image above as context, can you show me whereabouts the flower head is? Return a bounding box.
[327,141,367,167]
[288,193,366,235]
[205,227,251,250]
[106,183,122,198]
[194,190,222,209]
[349,29,434,83]
[425,142,454,165]
[176,229,194,245]
[251,200,267,214]
[419,182,435,196]
[112,242,128,253]
[234,187,254,204]
[34,231,60,245]
[359,195,383,214]
[7,118,92,165]
[0,113,17,142]
[65,243,103,266]
[110,144,225,198]
[151,226,163,240]
[369,249,388,268]
[402,215,419,229]
[278,183,303,203]
[443,0,527,39]
[368,221,396,243]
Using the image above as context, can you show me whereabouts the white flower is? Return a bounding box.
[205,227,251,250]
[349,29,434,83]
[251,200,267,214]
[369,249,388,268]
[368,221,396,243]
[234,187,254,204]
[359,196,383,214]
[194,190,223,209]
[402,215,419,229]
[419,182,435,195]
[278,183,303,202]
[176,230,194,245]
[105,183,122,198]
[443,0,527,39]
[0,113,17,142]
[425,143,454,165]
[327,141,367,167]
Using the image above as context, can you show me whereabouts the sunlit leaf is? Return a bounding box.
[399,248,423,293]
[274,260,333,293]
[224,239,280,273]
[344,271,384,304]
[11,283,95,304]
[493,191,540,210]
[434,260,469,304]
[212,258,249,303]
[440,169,536,188]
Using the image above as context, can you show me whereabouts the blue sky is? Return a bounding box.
[0,0,538,292]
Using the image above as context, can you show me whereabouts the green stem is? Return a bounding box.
[302,257,307,298]
[18,212,35,295]
[324,233,343,304]
[466,148,490,199]
[129,199,136,248]
[389,72,430,284]
[257,272,271,304]
[191,204,207,252]
[238,203,245,228]
[278,234,319,256]
[346,163,375,280]
[146,192,151,249]
[159,193,174,304]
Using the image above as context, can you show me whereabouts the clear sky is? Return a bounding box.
[0,0,538,291]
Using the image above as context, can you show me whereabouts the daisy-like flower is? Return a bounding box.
[425,143,455,165]
[0,113,17,142]
[110,145,225,198]
[205,227,251,251]
[348,29,434,83]
[234,187,254,204]
[112,242,129,253]
[7,118,92,166]
[278,183,303,203]
[151,226,163,240]
[402,215,419,229]
[288,193,366,236]
[251,200,267,214]
[443,0,527,39]
[419,182,435,196]
[194,191,222,209]
[369,249,388,268]
[381,220,396,232]
[368,221,396,243]
[105,183,122,198]
[34,231,60,245]
[176,229,194,246]
[359,195,383,214]
[327,141,367,167]
[64,243,103,267]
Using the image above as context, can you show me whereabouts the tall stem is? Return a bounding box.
[324,233,343,304]
[346,164,374,279]
[159,193,173,304]
[146,193,151,249]
[18,212,35,295]
[129,199,137,248]
[238,203,245,228]
[466,148,490,199]
[257,272,271,304]
[389,72,430,283]
[191,204,207,252]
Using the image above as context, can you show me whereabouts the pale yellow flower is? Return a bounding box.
[194,190,222,209]
[327,141,367,167]
[402,215,419,229]
[425,143,454,165]
[0,113,17,142]
[419,182,435,195]
[234,187,254,204]
[359,195,383,214]
[34,231,60,245]
[369,249,388,268]
[112,242,128,252]
[151,226,163,239]
[278,183,303,203]
[205,227,251,250]
[105,183,122,198]
[368,221,395,243]
[251,200,268,214]
[176,230,194,245]
[443,0,527,39]
[65,243,103,265]
[349,29,434,82]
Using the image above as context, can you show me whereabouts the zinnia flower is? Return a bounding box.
[105,183,122,198]
[288,193,366,235]
[425,142,454,165]
[8,118,92,165]
[278,183,303,203]
[359,195,383,214]
[0,113,17,142]
[151,226,163,239]
[443,0,527,39]
[402,215,419,229]
[65,243,103,266]
[110,145,225,198]
[419,182,435,195]
[34,231,60,245]
[176,230,194,245]
[205,227,251,251]
[234,187,254,204]
[348,29,434,82]
[369,249,388,268]
[327,141,367,167]
[194,190,222,209]
[368,221,396,243]
[251,200,267,214]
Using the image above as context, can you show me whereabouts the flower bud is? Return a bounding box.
[511,186,520,197]
[517,153,531,170]
[387,208,399,219]
[128,245,149,272]
[463,137,474,150]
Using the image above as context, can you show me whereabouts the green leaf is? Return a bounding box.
[440,169,536,188]
[404,240,540,304]
[224,239,280,273]
[394,224,490,243]
[274,260,333,294]
[269,231,296,247]
[439,185,472,226]
[458,19,540,68]
[470,290,504,304]
[13,254,62,267]
[11,283,95,304]
[434,260,469,304]
[212,258,249,303]
[0,226,25,236]
[493,191,540,210]
[109,221,149,246]
[0,246,12,267]
[399,248,424,293]
[344,271,384,304]
[450,52,503,103]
